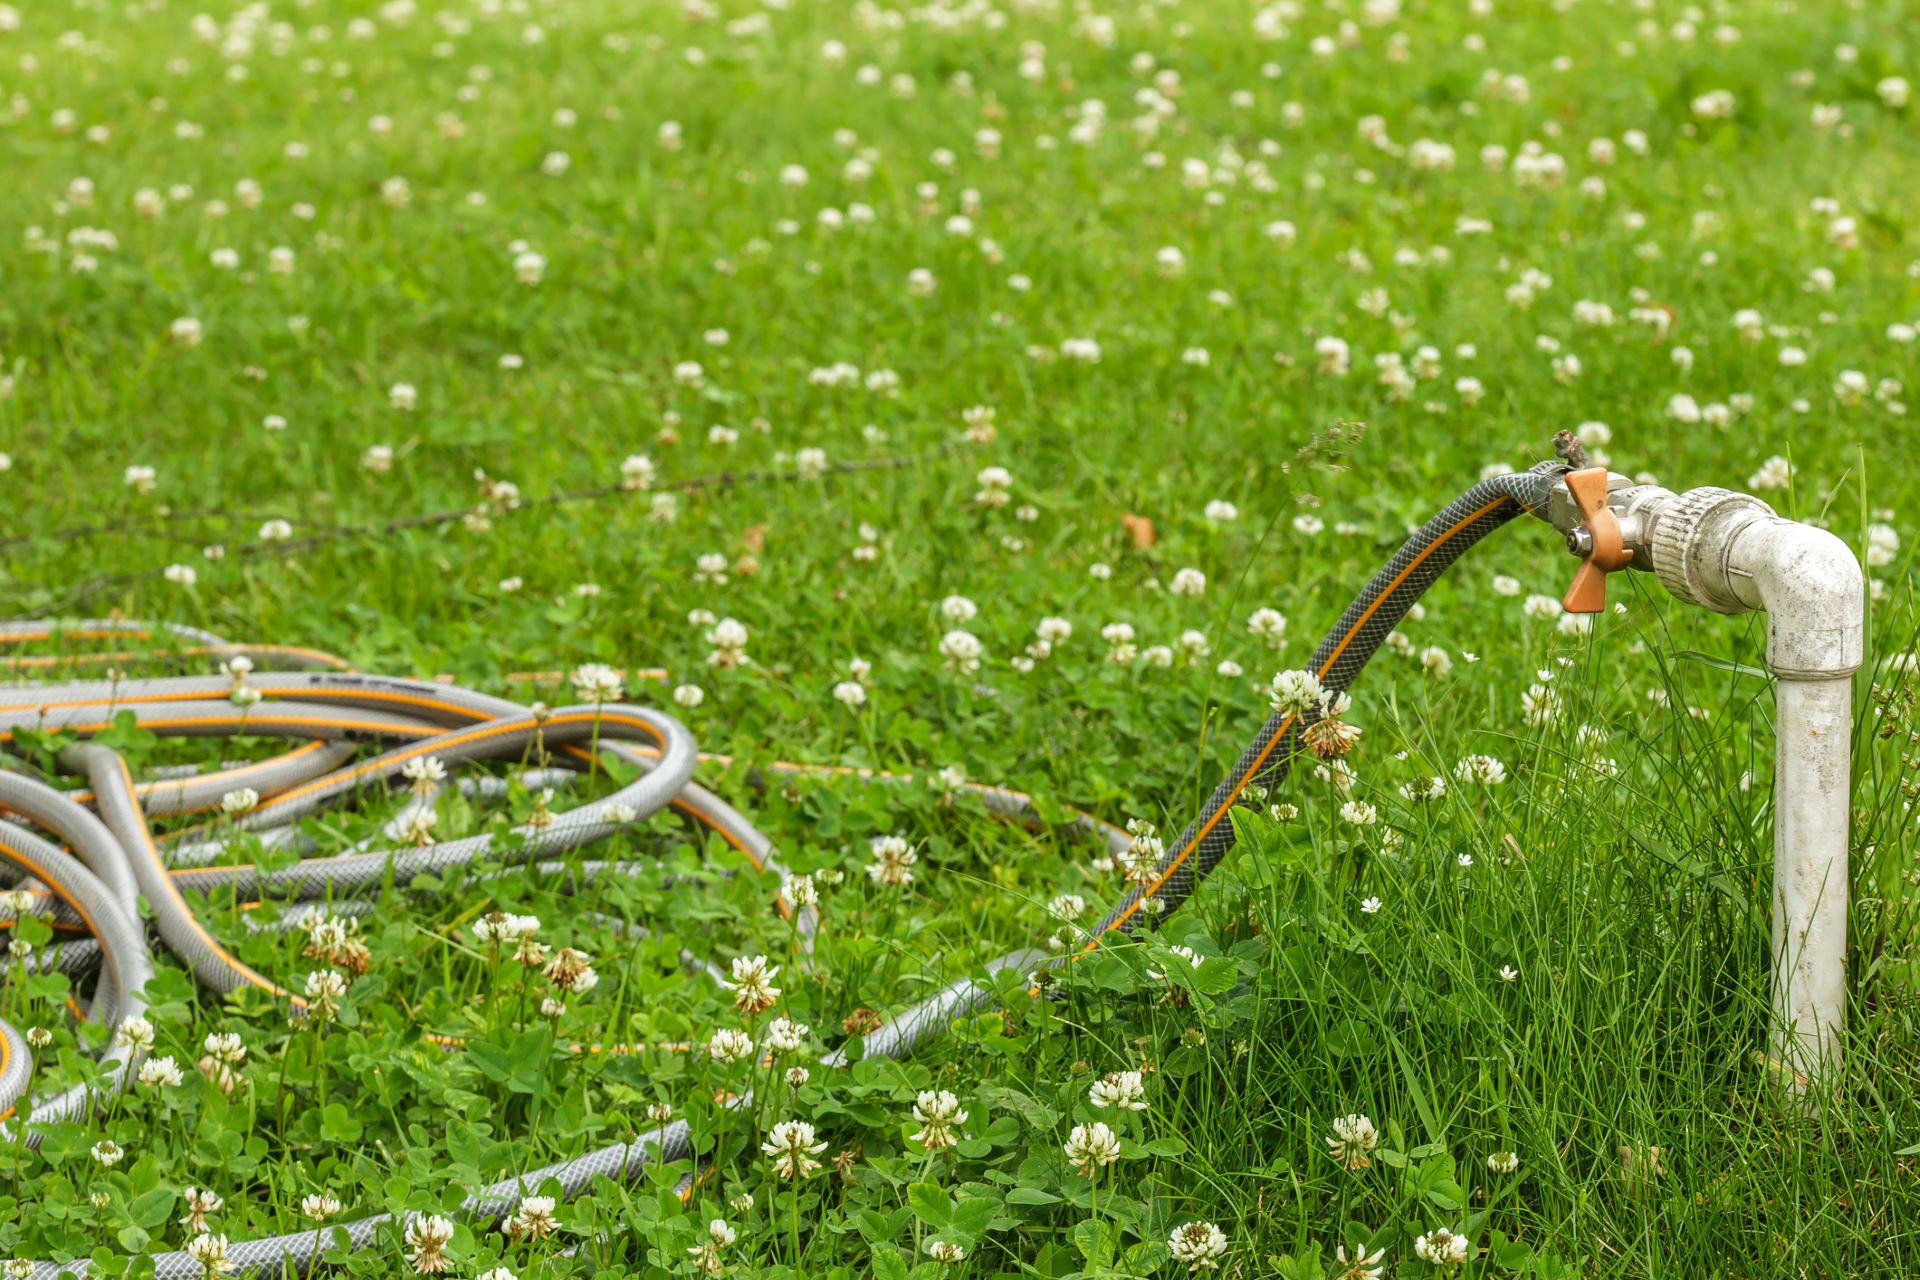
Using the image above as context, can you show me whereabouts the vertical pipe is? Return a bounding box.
[1769,674,1851,1084]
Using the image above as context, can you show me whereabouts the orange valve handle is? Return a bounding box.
[1560,467,1633,613]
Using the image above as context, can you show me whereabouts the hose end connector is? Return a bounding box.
[1648,486,1776,614]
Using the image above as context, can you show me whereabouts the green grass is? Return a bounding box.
[0,0,1918,1275]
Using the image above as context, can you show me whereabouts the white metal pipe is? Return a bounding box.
[1766,675,1852,1080]
[1722,516,1864,1085]
[1560,476,1865,1090]
[1634,492,1865,1087]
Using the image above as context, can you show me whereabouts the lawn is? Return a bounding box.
[0,0,1917,1276]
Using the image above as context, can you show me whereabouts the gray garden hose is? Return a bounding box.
[0,461,1565,1277]
[0,817,154,1142]
[0,643,1131,1277]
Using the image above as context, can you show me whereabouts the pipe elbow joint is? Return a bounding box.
[1731,519,1865,679]
[1644,487,1864,680]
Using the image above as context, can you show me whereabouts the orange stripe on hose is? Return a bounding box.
[0,714,407,743]
[0,834,112,1029]
[1087,496,1514,945]
[62,740,341,811]
[103,756,306,1010]
[0,644,353,672]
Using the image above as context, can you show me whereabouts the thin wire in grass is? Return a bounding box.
[0,508,368,551]
[6,440,969,615]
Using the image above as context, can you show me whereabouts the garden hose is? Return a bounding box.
[1087,461,1563,938]
[0,458,1563,1278]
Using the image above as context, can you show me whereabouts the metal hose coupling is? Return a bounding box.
[1547,467,1863,678]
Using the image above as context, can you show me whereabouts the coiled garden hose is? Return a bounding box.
[0,459,1562,1278]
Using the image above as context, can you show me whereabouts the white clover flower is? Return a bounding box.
[1168,567,1206,597]
[1033,617,1072,649]
[1336,1244,1386,1280]
[910,1089,969,1150]
[304,968,349,1018]
[1246,608,1287,647]
[405,1214,454,1274]
[1268,669,1328,716]
[1063,1121,1122,1176]
[1167,1221,1229,1272]
[1326,1113,1378,1170]
[1089,1070,1147,1111]
[939,629,983,672]
[400,755,446,796]
[396,807,438,846]
[764,1016,809,1054]
[1145,944,1204,982]
[186,1232,233,1276]
[301,1194,342,1221]
[727,954,781,1014]
[867,834,918,886]
[179,1187,224,1234]
[1414,1226,1470,1266]
[139,1054,184,1088]
[1453,755,1507,785]
[620,454,656,490]
[1866,522,1900,567]
[1315,335,1351,375]
[220,787,258,815]
[202,1030,247,1065]
[832,680,867,708]
[761,1120,828,1179]
[708,1028,755,1063]
[1045,892,1086,923]
[1691,89,1735,119]
[974,466,1012,507]
[940,594,979,623]
[506,1195,556,1241]
[570,662,623,703]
